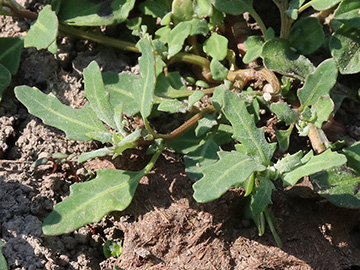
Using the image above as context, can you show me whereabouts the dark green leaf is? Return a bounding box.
[139,0,169,18]
[167,129,205,154]
[189,18,209,36]
[311,167,360,208]
[289,17,325,55]
[262,38,315,81]
[330,25,360,74]
[24,5,58,52]
[193,151,265,202]
[298,59,338,110]
[57,0,135,26]
[343,141,360,173]
[334,0,360,28]
[43,168,145,235]
[211,0,254,15]
[270,102,299,125]
[275,125,294,152]
[15,86,109,141]
[210,58,228,80]
[0,37,23,75]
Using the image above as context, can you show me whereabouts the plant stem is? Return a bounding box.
[249,8,267,36]
[264,207,282,247]
[272,0,293,39]
[298,2,312,13]
[143,146,163,173]
[307,123,328,154]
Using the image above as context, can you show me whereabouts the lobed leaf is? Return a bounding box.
[24,5,58,52]
[193,151,266,202]
[220,88,276,165]
[282,150,347,186]
[298,59,338,110]
[42,168,146,235]
[311,167,360,208]
[56,0,135,26]
[262,38,315,81]
[84,61,116,129]
[0,37,24,75]
[274,150,303,176]
[334,0,360,28]
[330,25,360,74]
[270,101,299,125]
[15,86,110,141]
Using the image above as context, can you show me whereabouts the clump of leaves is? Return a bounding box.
[3,0,360,246]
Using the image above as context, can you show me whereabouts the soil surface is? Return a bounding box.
[1,1,360,270]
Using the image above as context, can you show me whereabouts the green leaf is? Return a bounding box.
[112,129,141,158]
[211,0,254,15]
[168,21,192,58]
[311,96,334,128]
[221,89,276,165]
[285,0,305,20]
[171,0,194,23]
[155,73,193,98]
[334,0,360,28]
[194,0,213,17]
[188,90,205,108]
[103,72,139,117]
[42,168,146,235]
[289,17,325,55]
[203,32,228,61]
[135,35,156,120]
[250,178,275,216]
[275,125,294,152]
[262,38,315,81]
[274,150,303,175]
[243,36,264,64]
[84,61,116,129]
[330,25,360,74]
[167,129,205,154]
[184,137,220,180]
[195,114,218,137]
[343,141,360,173]
[282,150,347,186]
[155,26,171,44]
[0,239,7,270]
[311,167,360,208]
[193,151,265,202]
[189,18,209,36]
[298,59,338,110]
[24,5,58,52]
[270,102,299,125]
[139,0,169,18]
[0,37,23,75]
[15,86,110,141]
[210,58,228,80]
[311,0,342,10]
[158,99,187,113]
[0,64,11,100]
[78,147,113,163]
[57,0,135,26]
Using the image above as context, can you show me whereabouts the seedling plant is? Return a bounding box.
[1,0,360,249]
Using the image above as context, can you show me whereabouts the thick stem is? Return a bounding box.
[272,0,293,39]
[307,123,328,154]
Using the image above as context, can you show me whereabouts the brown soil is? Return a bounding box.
[1,1,360,270]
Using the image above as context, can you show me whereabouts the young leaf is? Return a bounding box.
[78,147,113,163]
[84,61,116,129]
[289,17,325,55]
[42,168,146,235]
[210,58,228,80]
[103,72,139,117]
[24,5,58,52]
[0,37,24,75]
[311,96,334,128]
[56,0,136,26]
[15,86,110,141]
[221,89,276,165]
[250,178,275,216]
[0,64,11,100]
[135,35,156,120]
[243,36,264,64]
[184,137,220,180]
[334,0,360,28]
[262,38,315,81]
[270,102,299,125]
[311,167,360,208]
[285,0,305,20]
[275,125,294,152]
[298,59,338,110]
[330,25,360,74]
[203,33,228,61]
[193,151,266,202]
[112,129,141,158]
[343,141,360,173]
[282,150,347,186]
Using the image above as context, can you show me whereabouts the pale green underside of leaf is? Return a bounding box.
[193,151,265,203]
[330,25,360,74]
[15,86,109,141]
[84,61,116,129]
[298,59,338,110]
[221,89,276,165]
[57,0,135,26]
[24,5,58,50]
[135,35,156,120]
[311,167,360,208]
[262,38,315,81]
[283,150,347,186]
[0,37,23,75]
[43,168,145,235]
